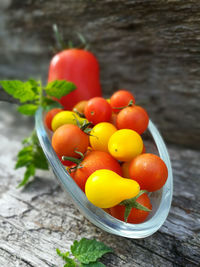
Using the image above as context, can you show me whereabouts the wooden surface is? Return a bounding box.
[0,102,200,266]
[0,0,200,266]
[0,0,200,148]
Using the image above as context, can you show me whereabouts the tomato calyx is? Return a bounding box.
[112,99,134,111]
[72,114,92,135]
[52,24,89,52]
[119,190,151,222]
[73,108,85,118]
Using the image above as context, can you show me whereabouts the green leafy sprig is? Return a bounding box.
[56,238,113,267]
[0,79,76,187]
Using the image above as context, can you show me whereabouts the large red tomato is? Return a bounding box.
[48,49,102,110]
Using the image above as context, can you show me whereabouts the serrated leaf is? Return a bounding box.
[81,262,106,267]
[33,146,49,170]
[18,164,35,187]
[28,79,40,88]
[45,80,76,99]
[15,154,33,169]
[0,80,37,103]
[18,104,38,116]
[42,96,62,110]
[71,238,112,264]
[56,249,76,267]
[17,146,33,157]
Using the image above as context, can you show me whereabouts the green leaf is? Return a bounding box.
[33,146,49,170]
[42,96,63,110]
[81,262,106,267]
[45,80,76,99]
[17,104,38,116]
[71,238,112,264]
[17,146,33,157]
[0,80,37,103]
[15,154,33,169]
[56,249,76,267]
[18,164,35,188]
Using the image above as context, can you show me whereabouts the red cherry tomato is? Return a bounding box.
[44,108,62,131]
[51,124,89,158]
[48,49,102,110]
[84,97,112,125]
[129,153,168,192]
[110,193,152,224]
[110,90,135,113]
[72,151,122,192]
[116,106,149,134]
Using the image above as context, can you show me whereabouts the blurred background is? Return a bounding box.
[0,0,200,149]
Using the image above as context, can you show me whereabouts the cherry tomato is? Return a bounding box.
[109,112,117,127]
[108,129,143,162]
[51,110,88,132]
[110,90,135,113]
[48,49,102,110]
[72,151,122,192]
[44,108,62,131]
[110,193,152,224]
[117,106,149,134]
[51,124,89,158]
[129,153,168,192]
[89,122,117,153]
[121,143,146,178]
[84,97,112,125]
[121,161,131,178]
[72,100,88,116]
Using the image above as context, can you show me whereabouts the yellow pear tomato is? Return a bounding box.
[85,169,140,208]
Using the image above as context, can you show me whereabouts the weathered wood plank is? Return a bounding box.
[0,102,200,266]
[0,0,200,148]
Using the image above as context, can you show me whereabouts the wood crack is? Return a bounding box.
[0,247,35,267]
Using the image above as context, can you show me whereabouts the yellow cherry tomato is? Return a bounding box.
[51,110,88,131]
[121,161,131,178]
[85,169,140,208]
[89,122,117,153]
[108,129,143,162]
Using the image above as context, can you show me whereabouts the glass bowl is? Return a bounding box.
[35,107,173,239]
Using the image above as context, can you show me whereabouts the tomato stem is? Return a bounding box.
[113,99,134,110]
[62,156,82,165]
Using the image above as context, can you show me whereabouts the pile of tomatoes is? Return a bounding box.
[45,90,168,224]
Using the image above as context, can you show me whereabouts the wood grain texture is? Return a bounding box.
[0,0,200,148]
[0,102,200,266]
